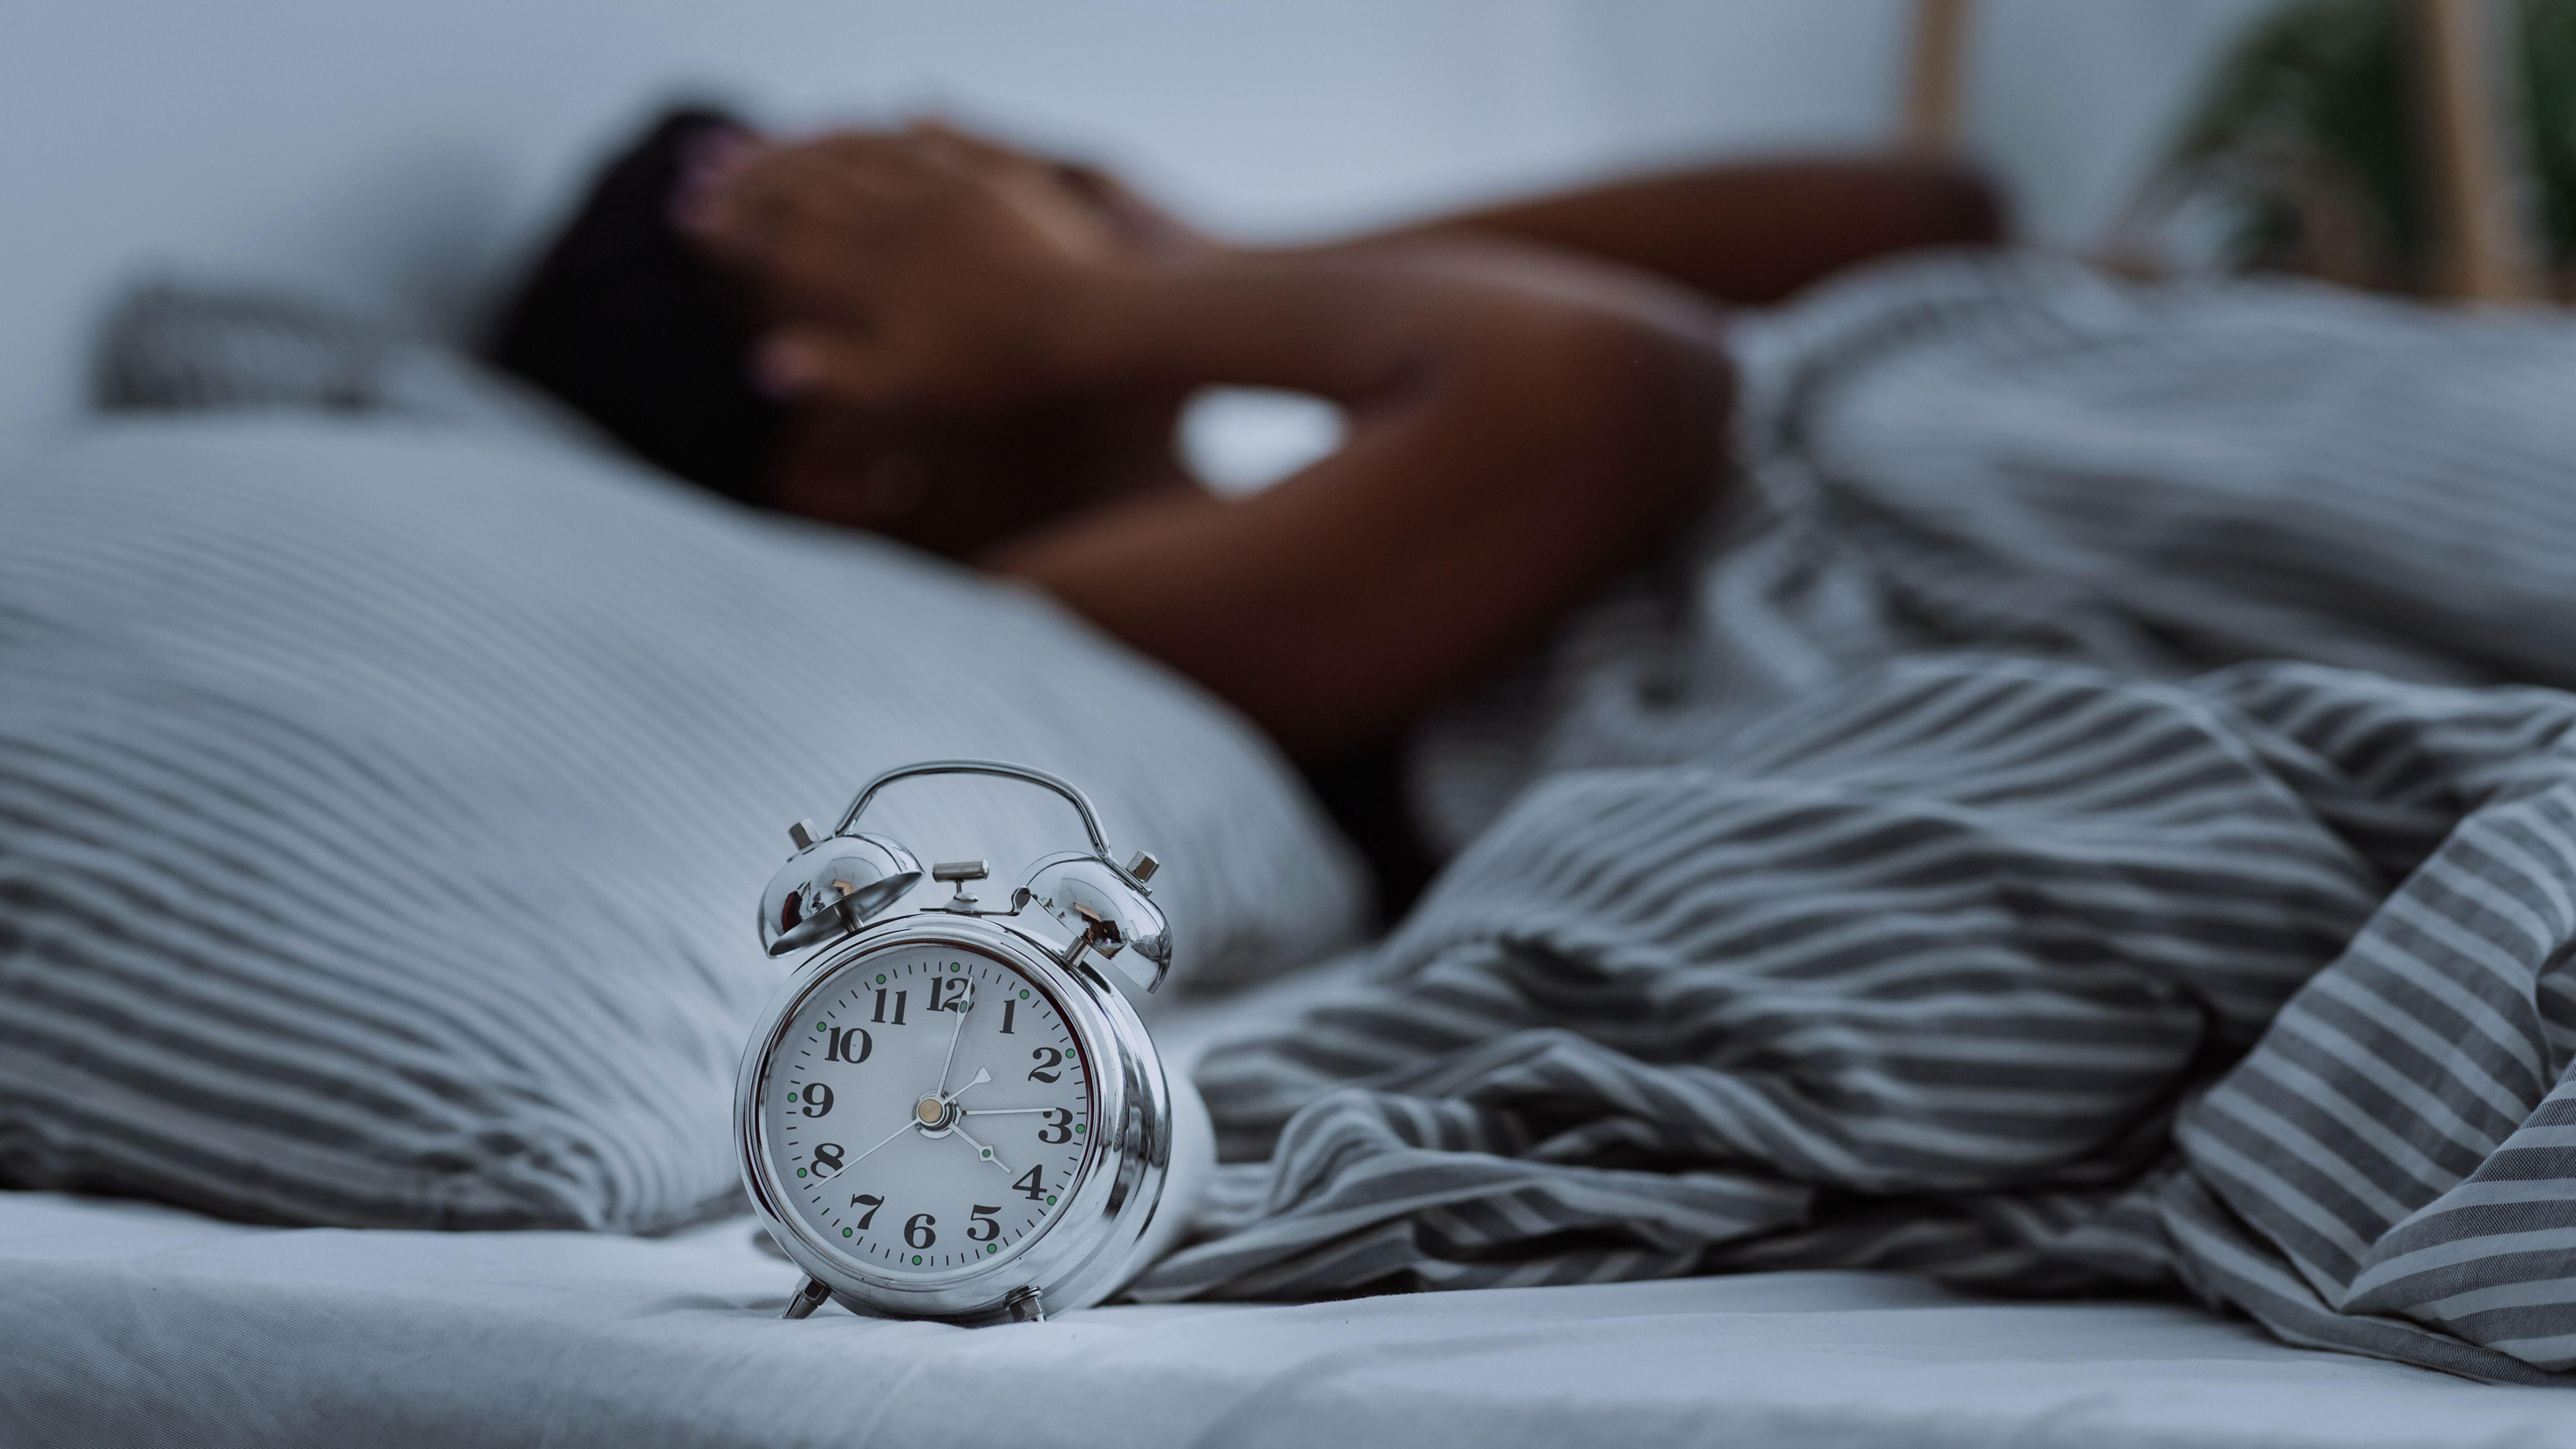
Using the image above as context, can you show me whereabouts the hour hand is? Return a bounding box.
[940,1067,991,1106]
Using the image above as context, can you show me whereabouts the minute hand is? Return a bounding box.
[933,984,973,1098]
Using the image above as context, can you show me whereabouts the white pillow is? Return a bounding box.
[0,415,1364,1231]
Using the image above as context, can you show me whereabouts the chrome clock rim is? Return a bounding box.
[735,912,1174,1323]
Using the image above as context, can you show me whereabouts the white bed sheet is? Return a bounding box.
[4,1187,2571,1449]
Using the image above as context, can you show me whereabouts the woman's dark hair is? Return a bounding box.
[488,105,781,502]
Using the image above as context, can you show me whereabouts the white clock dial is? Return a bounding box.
[762,946,1092,1276]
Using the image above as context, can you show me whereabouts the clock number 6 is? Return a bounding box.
[904,1213,937,1249]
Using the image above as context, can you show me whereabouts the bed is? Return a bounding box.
[13,255,2576,1444]
[11,1187,2574,1449]
[13,5,2576,1428]
[11,897,2576,1449]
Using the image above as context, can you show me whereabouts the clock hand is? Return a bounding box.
[946,1122,1013,1175]
[841,1115,922,1172]
[938,1067,991,1107]
[932,982,974,1099]
[960,1107,1050,1117]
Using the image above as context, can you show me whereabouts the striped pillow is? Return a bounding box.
[0,415,1364,1231]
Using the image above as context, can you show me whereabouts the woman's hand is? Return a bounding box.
[680,120,1161,414]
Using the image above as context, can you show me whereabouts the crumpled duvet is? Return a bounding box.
[1132,255,2576,1385]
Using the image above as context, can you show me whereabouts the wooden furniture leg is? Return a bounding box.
[1903,0,1974,154]
[2415,0,2545,303]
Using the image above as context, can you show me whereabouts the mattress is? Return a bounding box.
[4,1186,2570,1449]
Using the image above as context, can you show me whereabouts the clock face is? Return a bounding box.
[761,944,1094,1278]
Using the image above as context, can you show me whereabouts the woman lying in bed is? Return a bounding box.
[495,108,2000,772]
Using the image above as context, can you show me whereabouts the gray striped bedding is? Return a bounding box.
[1138,255,2576,1384]
[0,415,1365,1232]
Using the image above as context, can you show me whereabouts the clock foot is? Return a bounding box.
[782,1275,831,1321]
[1003,1286,1045,1324]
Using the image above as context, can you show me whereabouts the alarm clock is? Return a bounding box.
[735,759,1211,1325]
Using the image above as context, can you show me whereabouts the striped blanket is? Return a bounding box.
[1132,256,2576,1385]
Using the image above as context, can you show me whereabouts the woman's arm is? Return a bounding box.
[1337,156,2008,305]
[978,245,1732,757]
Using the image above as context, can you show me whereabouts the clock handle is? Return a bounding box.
[835,759,1117,866]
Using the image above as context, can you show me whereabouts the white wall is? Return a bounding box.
[0,0,2267,443]
[1967,0,2274,243]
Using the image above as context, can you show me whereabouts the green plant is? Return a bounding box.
[2525,0,2576,263]
[2169,0,2576,290]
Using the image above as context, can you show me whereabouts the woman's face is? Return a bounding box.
[766,404,1075,559]
[768,388,1199,563]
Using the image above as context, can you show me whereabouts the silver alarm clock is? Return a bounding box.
[735,759,1211,1325]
